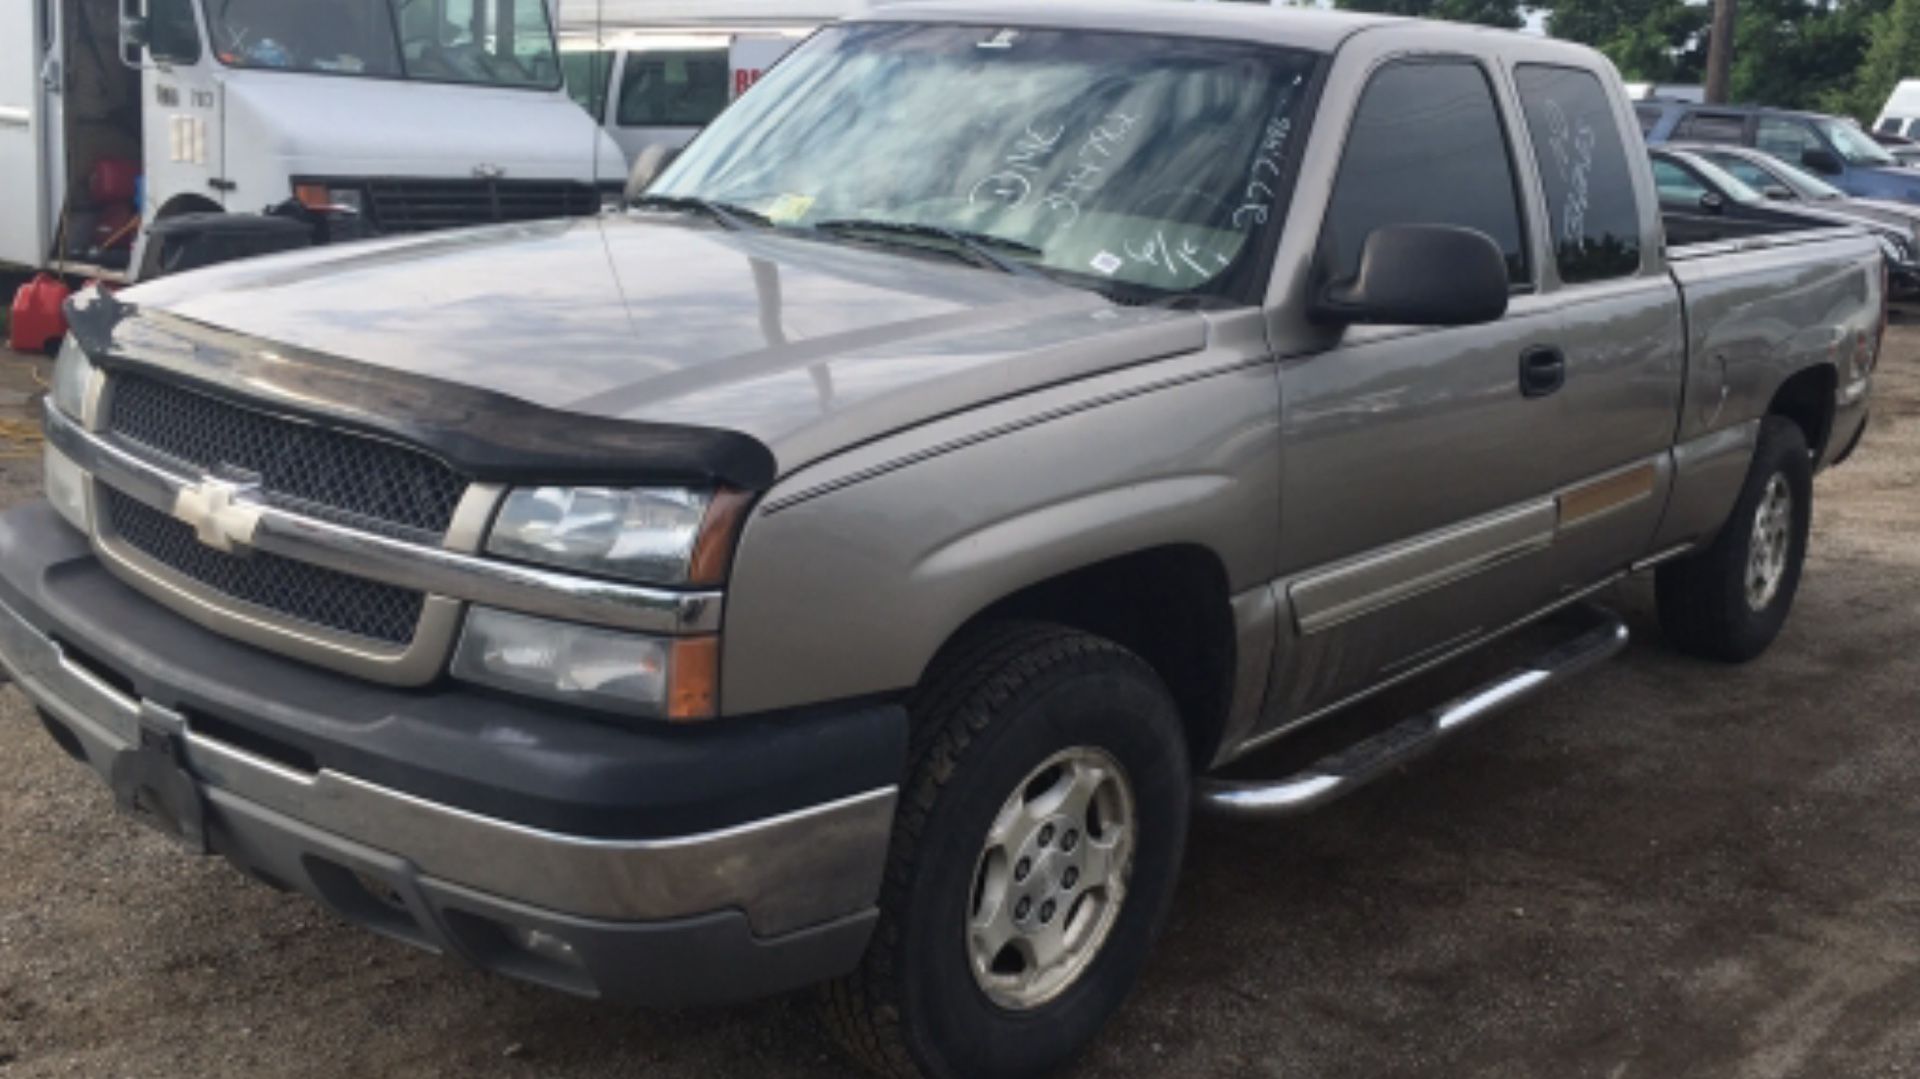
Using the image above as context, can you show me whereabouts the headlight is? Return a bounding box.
[51,335,95,419]
[451,606,718,720]
[488,486,734,585]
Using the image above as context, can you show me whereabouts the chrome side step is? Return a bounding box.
[1196,606,1629,819]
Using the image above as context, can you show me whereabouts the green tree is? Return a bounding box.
[1542,0,1711,83]
[1827,0,1920,121]
[1727,0,1886,111]
[1334,0,1526,30]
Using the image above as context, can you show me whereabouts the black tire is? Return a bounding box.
[820,622,1191,1079]
[1656,416,1813,662]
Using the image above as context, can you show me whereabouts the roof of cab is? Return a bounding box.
[853,0,1403,52]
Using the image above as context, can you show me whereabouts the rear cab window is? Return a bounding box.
[1319,58,1531,289]
[1514,65,1644,283]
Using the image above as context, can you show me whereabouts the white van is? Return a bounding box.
[1874,79,1920,139]
[554,1,866,166]
[1,0,624,283]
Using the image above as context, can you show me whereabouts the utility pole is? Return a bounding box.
[1705,0,1737,103]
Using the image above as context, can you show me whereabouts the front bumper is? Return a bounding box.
[0,501,905,1005]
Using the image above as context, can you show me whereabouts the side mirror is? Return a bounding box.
[1311,224,1510,328]
[118,0,147,68]
[624,145,685,205]
[1762,185,1795,201]
[1700,190,1727,213]
[1802,147,1843,176]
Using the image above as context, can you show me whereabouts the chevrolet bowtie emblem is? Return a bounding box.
[172,477,263,554]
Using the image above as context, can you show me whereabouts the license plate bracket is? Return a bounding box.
[108,717,208,855]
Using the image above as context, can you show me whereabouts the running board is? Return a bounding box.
[1196,607,1629,819]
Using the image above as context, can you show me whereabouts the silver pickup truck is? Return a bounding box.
[0,4,1883,1077]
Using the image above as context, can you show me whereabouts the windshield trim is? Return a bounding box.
[197,0,565,92]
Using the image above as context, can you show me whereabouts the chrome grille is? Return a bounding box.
[364,178,599,233]
[106,373,465,541]
[104,488,426,646]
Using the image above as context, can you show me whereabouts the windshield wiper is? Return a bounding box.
[630,194,769,231]
[812,218,1044,277]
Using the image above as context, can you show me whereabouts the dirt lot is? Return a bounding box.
[2,328,1919,1079]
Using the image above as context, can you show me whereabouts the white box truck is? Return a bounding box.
[554,1,867,166]
[1874,79,1920,139]
[1,0,625,284]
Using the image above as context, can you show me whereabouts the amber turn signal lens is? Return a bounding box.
[687,489,755,586]
[293,183,332,210]
[667,636,720,722]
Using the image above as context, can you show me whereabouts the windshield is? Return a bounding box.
[1818,118,1898,167]
[1706,152,1847,200]
[654,24,1321,297]
[201,0,561,89]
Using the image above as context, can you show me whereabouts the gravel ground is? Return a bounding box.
[3,329,1919,1078]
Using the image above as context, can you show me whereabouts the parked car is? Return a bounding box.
[1665,143,1920,292]
[0,5,1882,1078]
[1643,103,1920,203]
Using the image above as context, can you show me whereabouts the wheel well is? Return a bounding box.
[950,546,1238,768]
[1767,365,1837,458]
[154,194,222,220]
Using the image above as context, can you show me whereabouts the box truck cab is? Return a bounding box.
[0,0,625,284]
[554,1,867,166]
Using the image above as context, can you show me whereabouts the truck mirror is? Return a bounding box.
[1762,185,1795,201]
[1700,190,1727,213]
[1801,147,1843,176]
[1310,224,1509,328]
[118,13,149,67]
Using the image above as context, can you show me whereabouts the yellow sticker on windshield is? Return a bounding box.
[766,194,816,224]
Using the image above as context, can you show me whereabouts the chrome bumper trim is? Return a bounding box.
[44,402,722,636]
[0,593,889,936]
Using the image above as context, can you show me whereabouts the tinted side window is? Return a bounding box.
[1651,158,1708,203]
[1755,117,1821,162]
[1675,111,1746,143]
[1514,65,1643,283]
[148,0,202,64]
[616,50,730,128]
[1321,60,1528,286]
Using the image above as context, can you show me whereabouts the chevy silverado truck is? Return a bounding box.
[0,4,1882,1077]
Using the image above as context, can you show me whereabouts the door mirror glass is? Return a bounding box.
[1700,190,1727,213]
[1762,185,1794,201]
[1802,147,1843,175]
[118,0,148,66]
[1311,224,1510,328]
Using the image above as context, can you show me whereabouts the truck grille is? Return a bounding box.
[364,178,600,234]
[104,488,426,647]
[106,373,466,541]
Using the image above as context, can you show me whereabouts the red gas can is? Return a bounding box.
[8,273,71,356]
[89,158,140,205]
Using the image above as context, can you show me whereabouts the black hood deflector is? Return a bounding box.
[67,289,778,491]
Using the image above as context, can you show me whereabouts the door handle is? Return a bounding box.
[1519,346,1566,399]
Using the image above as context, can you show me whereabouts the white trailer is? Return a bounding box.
[1,0,624,283]
[554,1,867,165]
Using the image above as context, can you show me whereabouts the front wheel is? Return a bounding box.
[1656,416,1813,662]
[820,623,1191,1079]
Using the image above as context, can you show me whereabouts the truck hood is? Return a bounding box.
[115,215,1207,480]
[222,73,619,181]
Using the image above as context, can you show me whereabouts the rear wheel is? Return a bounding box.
[1656,416,1813,662]
[820,623,1190,1079]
